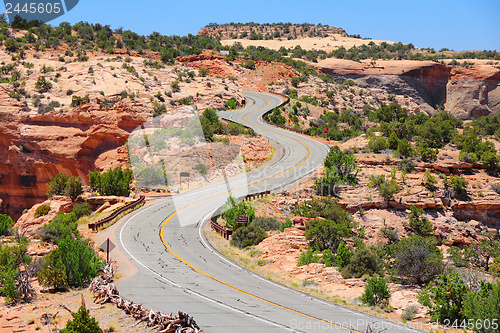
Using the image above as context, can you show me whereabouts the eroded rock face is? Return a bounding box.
[319,61,500,119]
[0,52,244,219]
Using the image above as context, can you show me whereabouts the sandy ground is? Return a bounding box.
[221,35,395,52]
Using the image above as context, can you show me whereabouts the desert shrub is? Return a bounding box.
[292,197,353,225]
[401,305,419,321]
[0,241,31,303]
[297,249,320,266]
[57,237,103,288]
[408,206,433,236]
[194,163,208,176]
[342,248,383,278]
[397,139,413,158]
[305,218,352,253]
[417,142,438,162]
[335,241,353,268]
[380,227,400,244]
[360,276,390,306]
[243,59,255,70]
[35,76,52,93]
[47,173,69,197]
[445,175,468,199]
[88,167,133,196]
[170,80,180,92]
[418,273,469,322]
[230,225,267,248]
[367,136,388,153]
[279,218,292,232]
[397,158,416,173]
[65,177,83,202]
[321,249,336,266]
[291,76,300,87]
[0,214,14,236]
[37,250,68,290]
[423,170,437,190]
[369,175,400,201]
[252,216,281,231]
[152,101,167,117]
[37,212,79,243]
[198,68,209,77]
[60,305,101,333]
[72,203,91,219]
[394,236,444,285]
[387,132,399,150]
[490,183,500,195]
[315,146,359,196]
[462,281,500,333]
[224,98,238,109]
[221,196,255,230]
[34,204,51,218]
[417,111,461,148]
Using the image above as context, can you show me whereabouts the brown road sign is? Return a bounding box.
[237,216,249,224]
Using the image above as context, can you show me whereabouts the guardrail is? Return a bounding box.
[262,92,307,134]
[210,214,233,240]
[88,195,145,232]
[208,190,271,240]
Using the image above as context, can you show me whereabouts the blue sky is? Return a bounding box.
[13,0,500,51]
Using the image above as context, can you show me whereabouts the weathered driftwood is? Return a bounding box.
[89,263,201,332]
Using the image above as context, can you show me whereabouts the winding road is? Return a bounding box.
[112,91,422,332]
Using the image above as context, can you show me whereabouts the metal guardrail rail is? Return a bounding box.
[88,195,145,232]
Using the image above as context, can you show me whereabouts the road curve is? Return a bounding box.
[115,91,421,333]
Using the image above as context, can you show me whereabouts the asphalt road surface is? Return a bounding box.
[114,91,422,333]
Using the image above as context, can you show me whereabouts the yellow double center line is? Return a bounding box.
[159,93,357,332]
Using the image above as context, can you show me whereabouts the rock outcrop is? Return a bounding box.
[318,60,500,119]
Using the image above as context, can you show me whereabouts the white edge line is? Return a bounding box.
[118,201,300,332]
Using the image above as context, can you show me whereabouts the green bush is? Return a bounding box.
[445,175,468,199]
[58,237,103,288]
[462,281,500,333]
[88,167,133,196]
[230,225,267,248]
[305,218,352,253]
[72,203,92,219]
[279,218,292,232]
[297,248,320,266]
[335,241,353,268]
[401,305,419,321]
[35,76,52,93]
[224,98,238,109]
[315,146,359,196]
[397,139,413,158]
[408,206,433,236]
[341,248,383,278]
[60,305,102,333]
[423,170,437,190]
[0,214,14,236]
[418,273,468,322]
[417,142,438,162]
[243,59,256,70]
[38,250,68,290]
[221,196,255,230]
[34,204,51,218]
[47,173,69,197]
[66,177,83,202]
[388,132,399,150]
[394,236,443,285]
[360,276,390,306]
[252,216,281,231]
[37,212,78,244]
[321,249,336,266]
[367,136,388,153]
[194,163,208,176]
[369,175,400,201]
